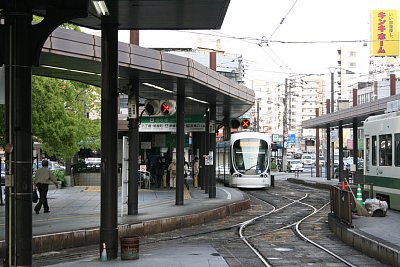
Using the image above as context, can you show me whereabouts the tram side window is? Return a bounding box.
[366,137,370,170]
[379,134,392,166]
[372,136,377,166]
[395,134,400,167]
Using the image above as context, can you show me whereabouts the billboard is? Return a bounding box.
[371,10,399,57]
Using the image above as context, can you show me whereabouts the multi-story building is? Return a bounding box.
[247,77,324,153]
[336,45,370,108]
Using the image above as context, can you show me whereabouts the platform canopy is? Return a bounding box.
[5,0,230,30]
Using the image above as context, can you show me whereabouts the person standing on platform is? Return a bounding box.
[154,158,163,188]
[34,159,59,214]
[193,157,199,188]
[168,159,177,189]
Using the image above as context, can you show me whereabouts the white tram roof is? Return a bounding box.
[364,111,400,124]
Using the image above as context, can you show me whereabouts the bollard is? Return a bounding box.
[163,174,167,188]
[194,175,198,188]
[121,236,139,260]
[271,175,274,187]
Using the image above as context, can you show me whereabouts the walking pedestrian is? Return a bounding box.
[34,159,59,214]
[155,158,163,188]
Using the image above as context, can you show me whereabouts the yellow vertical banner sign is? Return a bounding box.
[372,10,399,57]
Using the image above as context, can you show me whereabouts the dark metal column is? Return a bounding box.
[338,125,344,182]
[326,128,331,180]
[176,79,185,205]
[100,23,119,260]
[209,103,216,198]
[199,132,205,189]
[4,8,33,266]
[353,120,358,169]
[315,108,320,177]
[128,79,139,215]
[204,110,210,194]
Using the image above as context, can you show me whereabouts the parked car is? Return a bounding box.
[287,159,304,172]
[301,154,315,165]
[319,156,326,166]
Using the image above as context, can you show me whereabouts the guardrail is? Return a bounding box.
[330,183,374,227]
[330,185,353,226]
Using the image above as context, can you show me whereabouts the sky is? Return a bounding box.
[117,0,399,85]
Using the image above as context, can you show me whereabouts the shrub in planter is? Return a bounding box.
[52,169,66,187]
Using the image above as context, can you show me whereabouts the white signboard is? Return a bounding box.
[204,151,213,166]
[141,141,151,149]
[331,129,338,142]
[209,120,216,133]
[127,98,137,119]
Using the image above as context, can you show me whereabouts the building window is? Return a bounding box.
[349,51,356,57]
[349,62,357,68]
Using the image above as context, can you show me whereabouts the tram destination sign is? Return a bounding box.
[139,115,206,132]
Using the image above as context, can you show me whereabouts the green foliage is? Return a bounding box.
[271,161,277,170]
[52,169,66,187]
[32,76,101,160]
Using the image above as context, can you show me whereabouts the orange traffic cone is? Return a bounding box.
[341,181,346,190]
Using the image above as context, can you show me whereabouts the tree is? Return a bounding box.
[32,76,101,160]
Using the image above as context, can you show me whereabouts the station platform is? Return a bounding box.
[0,184,249,266]
[0,174,399,266]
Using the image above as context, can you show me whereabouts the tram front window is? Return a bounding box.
[232,138,268,175]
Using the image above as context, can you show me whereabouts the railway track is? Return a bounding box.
[32,181,387,266]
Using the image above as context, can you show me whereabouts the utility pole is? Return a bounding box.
[330,70,335,180]
[282,78,288,172]
[256,98,260,132]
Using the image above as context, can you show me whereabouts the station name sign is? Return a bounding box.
[139,115,206,132]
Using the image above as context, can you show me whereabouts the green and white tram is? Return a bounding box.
[363,111,400,210]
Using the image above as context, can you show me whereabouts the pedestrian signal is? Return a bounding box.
[144,100,160,115]
[160,100,176,116]
[231,119,241,129]
[241,119,250,129]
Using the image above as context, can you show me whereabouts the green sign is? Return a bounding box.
[140,115,206,132]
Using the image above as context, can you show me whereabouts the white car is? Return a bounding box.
[301,154,315,165]
[287,160,304,172]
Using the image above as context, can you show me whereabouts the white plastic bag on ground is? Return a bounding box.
[364,198,388,217]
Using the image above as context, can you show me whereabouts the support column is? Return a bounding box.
[176,79,185,205]
[204,110,210,193]
[338,125,343,182]
[209,103,216,198]
[315,108,320,177]
[326,128,331,180]
[4,8,33,267]
[128,79,139,215]
[199,132,205,189]
[100,23,119,260]
[353,120,358,169]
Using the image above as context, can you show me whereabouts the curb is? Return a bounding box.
[328,213,400,267]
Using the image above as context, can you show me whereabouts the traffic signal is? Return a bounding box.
[160,100,176,116]
[144,100,160,115]
[231,119,241,129]
[241,119,251,129]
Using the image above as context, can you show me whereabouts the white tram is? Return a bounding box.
[363,111,400,210]
[216,131,271,189]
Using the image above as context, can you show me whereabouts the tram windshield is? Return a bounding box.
[232,138,268,175]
